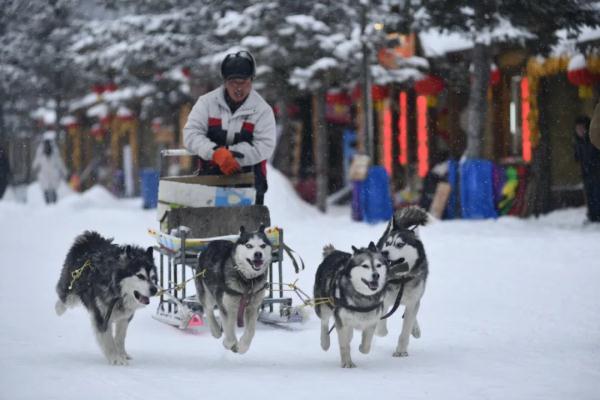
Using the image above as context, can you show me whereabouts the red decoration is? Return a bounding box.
[326,91,352,124]
[414,75,444,96]
[92,83,105,95]
[100,115,112,128]
[567,68,598,86]
[105,82,118,92]
[371,85,389,101]
[90,123,105,140]
[490,65,501,87]
[350,85,389,101]
[182,67,191,78]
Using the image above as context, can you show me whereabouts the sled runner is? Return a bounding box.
[151,149,304,330]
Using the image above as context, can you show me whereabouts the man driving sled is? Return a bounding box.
[183,50,276,205]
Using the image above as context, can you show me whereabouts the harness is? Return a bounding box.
[223,265,268,328]
[379,275,414,320]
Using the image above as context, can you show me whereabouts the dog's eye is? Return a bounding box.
[361,264,370,269]
[375,264,383,269]
[245,244,253,249]
[260,244,266,249]
[397,243,406,248]
[136,274,146,280]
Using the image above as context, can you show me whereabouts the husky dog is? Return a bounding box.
[376,206,429,357]
[314,242,388,368]
[55,231,158,365]
[195,225,272,354]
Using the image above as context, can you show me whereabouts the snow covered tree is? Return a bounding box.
[419,0,600,160]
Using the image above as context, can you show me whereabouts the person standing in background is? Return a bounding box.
[573,116,600,223]
[589,102,600,150]
[32,132,68,204]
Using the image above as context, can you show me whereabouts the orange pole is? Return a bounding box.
[521,77,531,162]
[417,95,429,177]
[398,92,408,165]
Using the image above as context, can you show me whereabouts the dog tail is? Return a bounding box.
[322,244,336,259]
[393,206,429,230]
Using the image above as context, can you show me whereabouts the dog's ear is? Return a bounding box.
[351,245,359,254]
[368,241,377,252]
[239,226,246,235]
[125,245,133,258]
[258,224,265,233]
[146,246,153,259]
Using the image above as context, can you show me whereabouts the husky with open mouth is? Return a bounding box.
[195,225,272,354]
[55,231,158,365]
[376,206,429,357]
[314,242,388,368]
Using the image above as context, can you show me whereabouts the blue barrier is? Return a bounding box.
[140,168,160,209]
[445,159,460,219]
[361,166,393,224]
[460,159,497,219]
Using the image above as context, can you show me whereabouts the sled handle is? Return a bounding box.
[161,149,194,157]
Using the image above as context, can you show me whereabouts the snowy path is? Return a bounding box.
[1,174,599,400]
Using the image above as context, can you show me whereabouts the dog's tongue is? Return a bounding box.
[135,291,150,305]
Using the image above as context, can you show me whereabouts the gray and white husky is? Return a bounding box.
[376,206,429,357]
[195,225,272,354]
[55,231,158,365]
[314,242,388,368]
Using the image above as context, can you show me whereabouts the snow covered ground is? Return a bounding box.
[1,170,599,400]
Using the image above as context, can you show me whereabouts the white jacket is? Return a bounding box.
[32,143,67,191]
[183,86,276,167]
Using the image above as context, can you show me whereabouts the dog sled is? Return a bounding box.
[150,149,304,330]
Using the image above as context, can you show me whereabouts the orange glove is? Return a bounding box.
[212,147,241,175]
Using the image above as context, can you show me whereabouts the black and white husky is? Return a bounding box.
[376,206,429,357]
[195,225,272,354]
[55,231,158,365]
[314,242,388,368]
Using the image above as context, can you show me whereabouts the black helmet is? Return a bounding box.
[221,50,255,80]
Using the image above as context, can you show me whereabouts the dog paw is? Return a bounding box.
[237,341,250,354]
[375,325,388,337]
[107,354,129,365]
[210,326,223,339]
[359,343,371,354]
[320,335,330,351]
[411,325,421,338]
[223,338,238,352]
[341,360,357,368]
[393,351,409,358]
[207,320,223,338]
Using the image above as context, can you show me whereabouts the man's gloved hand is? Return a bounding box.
[212,147,241,175]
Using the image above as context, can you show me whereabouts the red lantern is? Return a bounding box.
[490,64,501,87]
[326,90,352,124]
[414,75,445,96]
[350,84,389,101]
[567,54,599,99]
[105,82,118,92]
[567,68,597,86]
[92,83,105,95]
[371,85,389,101]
